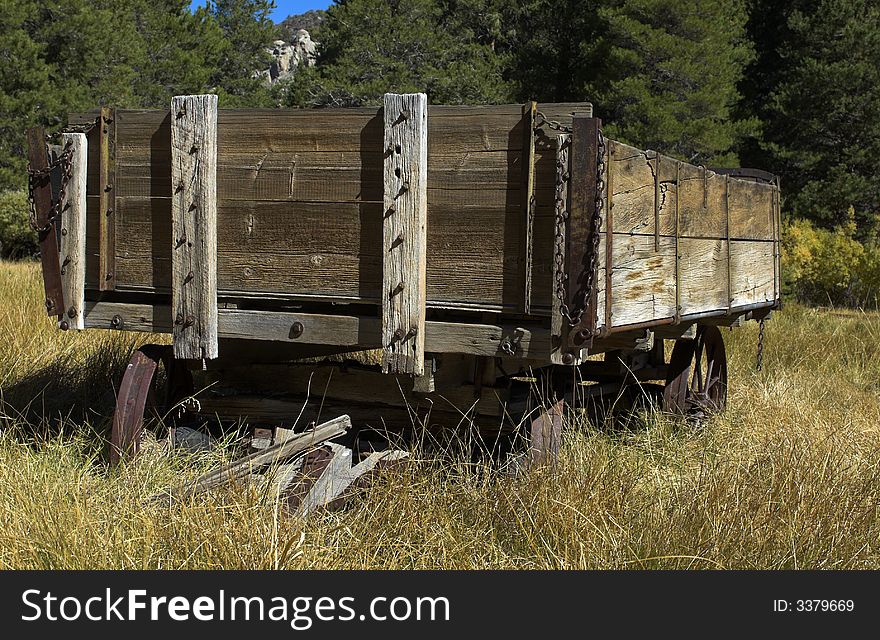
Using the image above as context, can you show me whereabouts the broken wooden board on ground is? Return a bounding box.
[278,443,410,517]
[154,414,350,502]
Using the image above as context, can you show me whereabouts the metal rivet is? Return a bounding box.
[111,314,123,328]
[59,320,70,331]
[562,352,575,365]
[290,321,304,339]
[67,307,78,319]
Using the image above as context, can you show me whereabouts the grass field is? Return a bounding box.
[1,260,880,569]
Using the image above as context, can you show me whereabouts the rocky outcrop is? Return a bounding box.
[265,29,317,84]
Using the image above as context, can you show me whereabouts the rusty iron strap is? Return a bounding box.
[110,346,166,465]
[26,127,65,318]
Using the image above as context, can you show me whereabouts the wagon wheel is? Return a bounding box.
[663,325,728,419]
[110,345,194,465]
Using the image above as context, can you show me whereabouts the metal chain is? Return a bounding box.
[27,141,73,234]
[756,317,765,371]
[536,110,573,134]
[550,126,606,330]
[45,120,98,142]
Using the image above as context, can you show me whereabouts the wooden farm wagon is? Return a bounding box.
[26,93,781,465]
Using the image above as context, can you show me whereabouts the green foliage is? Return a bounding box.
[208,0,280,107]
[512,0,754,165]
[0,0,57,190]
[740,0,880,235]
[0,191,36,260]
[282,0,513,107]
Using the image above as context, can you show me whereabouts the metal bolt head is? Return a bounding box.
[67,307,78,319]
[110,314,123,328]
[562,352,575,365]
[290,321,304,339]
[59,320,70,331]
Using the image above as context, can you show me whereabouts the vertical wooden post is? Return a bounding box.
[381,93,428,376]
[59,133,87,330]
[673,161,682,323]
[98,106,116,290]
[25,128,65,318]
[521,101,537,315]
[171,94,219,360]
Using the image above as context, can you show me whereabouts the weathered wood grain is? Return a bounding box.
[679,238,728,315]
[382,93,428,375]
[729,179,774,240]
[730,240,775,307]
[170,95,218,360]
[607,234,677,327]
[59,133,87,329]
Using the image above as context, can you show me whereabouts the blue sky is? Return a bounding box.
[191,1,332,22]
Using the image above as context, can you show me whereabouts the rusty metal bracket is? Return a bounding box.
[26,127,65,318]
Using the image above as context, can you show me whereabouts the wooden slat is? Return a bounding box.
[171,95,218,360]
[608,234,677,327]
[98,106,116,290]
[26,128,65,317]
[82,302,553,359]
[59,133,87,329]
[381,93,428,375]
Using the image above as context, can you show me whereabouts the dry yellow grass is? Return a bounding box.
[1,260,880,569]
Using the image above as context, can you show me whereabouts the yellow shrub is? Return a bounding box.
[783,210,880,307]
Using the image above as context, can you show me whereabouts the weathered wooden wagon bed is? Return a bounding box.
[28,93,780,463]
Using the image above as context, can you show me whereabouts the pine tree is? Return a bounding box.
[512,0,753,164]
[208,0,279,106]
[286,0,512,107]
[130,0,227,108]
[0,0,57,189]
[740,0,880,234]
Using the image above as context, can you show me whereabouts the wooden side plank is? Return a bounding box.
[59,133,88,329]
[382,93,428,375]
[171,94,219,360]
[82,302,553,359]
